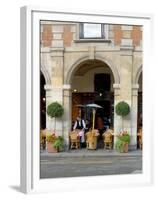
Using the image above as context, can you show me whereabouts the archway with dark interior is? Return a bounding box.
[40,72,46,129]
[137,71,142,130]
[71,59,115,147]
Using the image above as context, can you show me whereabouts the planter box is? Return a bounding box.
[47,142,58,153]
[120,142,128,153]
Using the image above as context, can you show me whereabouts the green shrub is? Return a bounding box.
[115,101,130,117]
[46,134,57,143]
[115,132,130,152]
[47,102,64,132]
[47,102,64,118]
[119,134,130,143]
[115,101,130,130]
[53,136,64,151]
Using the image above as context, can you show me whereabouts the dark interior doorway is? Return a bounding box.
[40,72,46,129]
[94,73,111,92]
[94,73,113,130]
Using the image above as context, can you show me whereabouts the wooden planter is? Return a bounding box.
[120,142,129,153]
[47,142,58,153]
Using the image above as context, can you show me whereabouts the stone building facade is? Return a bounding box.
[40,21,142,150]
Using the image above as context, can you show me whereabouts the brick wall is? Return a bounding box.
[41,24,53,47]
[131,26,142,46]
[114,25,122,45]
[63,25,73,47]
[41,22,142,48]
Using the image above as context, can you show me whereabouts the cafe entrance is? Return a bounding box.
[71,59,114,135]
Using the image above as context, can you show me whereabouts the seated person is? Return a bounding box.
[73,115,86,148]
[96,116,104,138]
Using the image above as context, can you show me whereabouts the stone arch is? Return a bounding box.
[134,65,142,84]
[41,64,51,85]
[65,55,120,85]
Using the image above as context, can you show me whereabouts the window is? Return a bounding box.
[79,23,105,39]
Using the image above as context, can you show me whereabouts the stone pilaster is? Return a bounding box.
[113,83,121,146]
[45,86,64,136]
[119,48,133,149]
[63,85,72,149]
[50,47,64,87]
[47,47,64,136]
[44,84,53,130]
[130,84,139,150]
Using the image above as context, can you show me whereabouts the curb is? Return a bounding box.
[40,150,142,158]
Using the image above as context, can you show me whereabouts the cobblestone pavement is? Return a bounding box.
[40,149,142,179]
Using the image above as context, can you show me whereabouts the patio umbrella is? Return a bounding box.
[75,104,86,119]
[75,104,85,108]
[86,103,103,130]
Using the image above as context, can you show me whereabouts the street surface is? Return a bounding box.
[40,149,142,179]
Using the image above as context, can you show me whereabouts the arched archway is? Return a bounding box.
[135,65,142,84]
[41,64,51,85]
[65,56,120,85]
[63,57,121,148]
[69,59,116,147]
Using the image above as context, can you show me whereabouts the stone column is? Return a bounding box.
[63,85,72,149]
[130,84,139,150]
[113,84,121,146]
[119,47,133,149]
[44,84,53,130]
[49,47,64,136]
[44,84,53,150]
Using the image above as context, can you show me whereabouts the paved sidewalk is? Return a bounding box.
[40,149,142,158]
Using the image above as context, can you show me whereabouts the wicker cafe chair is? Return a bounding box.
[86,129,99,150]
[69,131,80,149]
[40,129,46,150]
[102,129,113,150]
[138,130,143,149]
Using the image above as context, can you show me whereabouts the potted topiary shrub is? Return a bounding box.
[46,134,64,153]
[53,136,64,152]
[115,101,130,152]
[115,101,130,130]
[46,133,58,153]
[47,101,64,132]
[46,102,64,152]
[115,131,130,153]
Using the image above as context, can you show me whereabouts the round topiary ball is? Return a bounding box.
[47,102,64,118]
[115,101,130,117]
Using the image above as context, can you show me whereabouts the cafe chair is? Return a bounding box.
[86,129,99,150]
[69,131,80,149]
[137,130,143,149]
[102,129,113,150]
